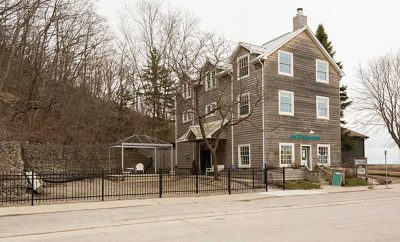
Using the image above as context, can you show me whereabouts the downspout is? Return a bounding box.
[174,98,178,169]
[259,58,266,169]
[227,71,234,168]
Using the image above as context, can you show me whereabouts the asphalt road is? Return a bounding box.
[1,188,400,242]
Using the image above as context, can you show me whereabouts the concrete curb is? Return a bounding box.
[1,184,399,218]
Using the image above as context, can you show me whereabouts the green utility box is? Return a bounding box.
[332,172,343,186]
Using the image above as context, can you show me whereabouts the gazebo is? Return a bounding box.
[109,134,174,173]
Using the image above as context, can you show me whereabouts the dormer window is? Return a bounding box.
[205,70,216,91]
[278,51,293,76]
[238,54,249,79]
[316,59,329,83]
[182,82,192,99]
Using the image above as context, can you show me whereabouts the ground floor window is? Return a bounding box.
[317,144,330,165]
[238,144,251,167]
[279,143,294,167]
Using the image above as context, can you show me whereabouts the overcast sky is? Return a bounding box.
[96,0,400,164]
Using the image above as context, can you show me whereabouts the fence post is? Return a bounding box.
[101,169,105,201]
[252,168,255,189]
[195,172,199,194]
[265,167,268,192]
[31,171,34,206]
[159,172,163,198]
[282,167,286,190]
[228,168,231,195]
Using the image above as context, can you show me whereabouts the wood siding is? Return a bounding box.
[264,31,341,168]
[176,30,342,170]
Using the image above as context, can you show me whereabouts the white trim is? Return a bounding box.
[182,82,192,99]
[317,144,331,166]
[300,144,312,170]
[205,102,217,117]
[237,54,250,80]
[316,96,330,120]
[238,144,251,168]
[278,50,294,77]
[279,143,295,167]
[182,110,192,123]
[316,59,329,83]
[205,70,217,91]
[238,92,251,117]
[279,90,294,116]
[256,27,344,77]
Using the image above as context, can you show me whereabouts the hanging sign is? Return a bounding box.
[289,134,320,141]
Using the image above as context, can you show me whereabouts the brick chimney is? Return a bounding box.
[293,8,307,31]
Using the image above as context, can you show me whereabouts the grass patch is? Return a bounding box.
[285,180,320,190]
[345,178,369,186]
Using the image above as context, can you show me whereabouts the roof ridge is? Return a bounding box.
[261,32,291,47]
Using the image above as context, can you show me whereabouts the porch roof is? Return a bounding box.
[177,120,228,142]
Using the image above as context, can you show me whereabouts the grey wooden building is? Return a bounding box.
[176,9,343,173]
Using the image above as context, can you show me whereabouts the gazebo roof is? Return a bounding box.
[110,134,172,148]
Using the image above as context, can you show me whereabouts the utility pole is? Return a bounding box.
[384,150,388,189]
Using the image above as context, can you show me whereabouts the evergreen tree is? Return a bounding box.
[315,24,355,151]
[140,47,175,135]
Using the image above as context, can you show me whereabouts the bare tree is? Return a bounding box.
[356,51,400,149]
[169,15,263,179]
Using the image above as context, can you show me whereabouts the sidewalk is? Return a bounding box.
[1,184,399,218]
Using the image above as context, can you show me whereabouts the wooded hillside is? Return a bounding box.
[0,0,164,144]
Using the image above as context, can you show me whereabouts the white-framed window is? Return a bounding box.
[182,82,192,99]
[238,92,250,117]
[238,144,251,168]
[278,51,293,76]
[182,110,192,123]
[316,59,329,83]
[205,70,216,91]
[279,90,294,116]
[317,144,330,165]
[237,54,249,79]
[316,96,329,119]
[279,143,294,167]
[205,102,217,117]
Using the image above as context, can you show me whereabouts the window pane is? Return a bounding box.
[240,94,250,116]
[240,146,250,165]
[279,52,292,74]
[317,98,328,117]
[239,56,249,77]
[280,145,293,165]
[280,92,292,113]
[317,146,329,164]
[317,61,328,81]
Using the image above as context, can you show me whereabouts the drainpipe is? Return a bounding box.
[227,71,235,168]
[259,58,266,169]
[174,98,178,169]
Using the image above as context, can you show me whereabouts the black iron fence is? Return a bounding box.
[0,167,287,206]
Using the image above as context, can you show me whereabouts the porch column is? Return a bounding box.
[170,146,173,172]
[121,143,124,171]
[154,147,157,173]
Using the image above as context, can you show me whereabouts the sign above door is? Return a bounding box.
[289,134,320,141]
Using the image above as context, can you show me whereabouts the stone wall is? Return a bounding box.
[0,142,167,173]
[0,142,24,172]
[21,144,113,172]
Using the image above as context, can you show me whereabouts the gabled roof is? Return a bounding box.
[229,41,266,61]
[227,26,345,77]
[177,120,228,142]
[256,26,344,76]
[343,128,369,139]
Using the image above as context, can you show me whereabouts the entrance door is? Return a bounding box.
[200,149,211,174]
[301,145,311,170]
